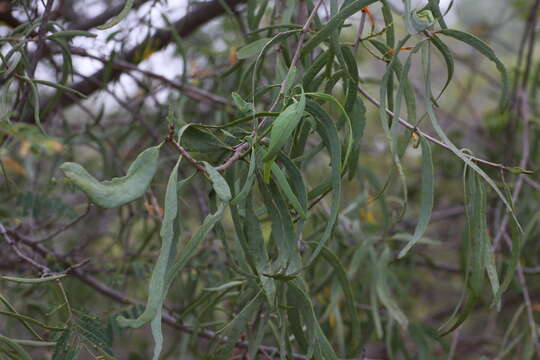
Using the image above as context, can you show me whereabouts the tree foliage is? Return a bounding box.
[1,0,539,359]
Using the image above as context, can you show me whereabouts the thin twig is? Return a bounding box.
[503,233,540,357]
[353,9,367,54]
[493,90,531,251]
[356,86,510,171]
[165,137,206,173]
[67,47,231,107]
[0,223,50,274]
[35,201,91,243]
[280,0,324,96]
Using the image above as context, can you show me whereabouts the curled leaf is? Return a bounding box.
[60,145,160,208]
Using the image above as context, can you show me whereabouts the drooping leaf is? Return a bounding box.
[116,159,182,360]
[0,334,33,360]
[97,0,135,30]
[263,93,306,163]
[398,136,434,258]
[301,0,379,57]
[237,38,272,59]
[437,29,508,108]
[60,145,160,208]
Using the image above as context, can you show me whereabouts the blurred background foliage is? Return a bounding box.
[0,0,540,359]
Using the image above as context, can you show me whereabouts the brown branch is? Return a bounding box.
[215,141,250,171]
[7,228,312,359]
[356,86,511,171]
[165,137,206,172]
[0,223,50,274]
[66,47,231,107]
[66,0,149,31]
[38,0,246,117]
[34,201,91,243]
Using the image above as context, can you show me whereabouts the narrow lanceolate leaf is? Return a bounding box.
[319,247,362,357]
[263,93,306,163]
[428,0,448,29]
[439,169,486,336]
[97,0,135,30]
[287,279,338,360]
[305,92,353,170]
[259,179,302,274]
[0,334,33,360]
[421,42,521,232]
[32,79,87,98]
[271,163,306,219]
[430,34,454,98]
[398,136,434,258]
[304,100,342,265]
[244,194,276,306]
[375,249,408,328]
[22,75,44,133]
[60,145,160,208]
[231,148,257,206]
[217,291,262,358]
[437,29,508,108]
[47,30,97,40]
[378,36,413,219]
[1,274,66,283]
[117,159,181,360]
[236,38,271,59]
[301,0,379,57]
[164,162,231,290]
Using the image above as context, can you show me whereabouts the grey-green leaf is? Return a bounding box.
[263,94,306,162]
[97,0,135,30]
[237,38,271,59]
[437,29,508,108]
[398,136,434,258]
[60,145,160,208]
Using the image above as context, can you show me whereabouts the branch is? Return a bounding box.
[39,0,246,117]
[7,228,312,360]
[66,0,149,31]
[0,223,50,274]
[356,86,510,171]
[67,47,231,107]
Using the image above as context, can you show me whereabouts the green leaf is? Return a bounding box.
[305,92,353,171]
[60,144,160,208]
[21,75,44,134]
[430,34,454,98]
[1,274,66,284]
[231,148,257,206]
[428,0,448,29]
[0,334,33,360]
[116,160,181,352]
[231,92,254,113]
[47,30,97,40]
[271,163,306,219]
[374,249,408,328]
[304,100,342,265]
[263,93,306,163]
[287,279,338,359]
[217,291,262,358]
[97,0,135,30]
[164,162,231,292]
[258,179,302,274]
[319,246,362,357]
[398,136,434,258]
[205,161,232,202]
[243,193,276,306]
[437,29,509,108]
[421,42,521,232]
[301,0,378,57]
[236,38,272,59]
[31,79,87,98]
